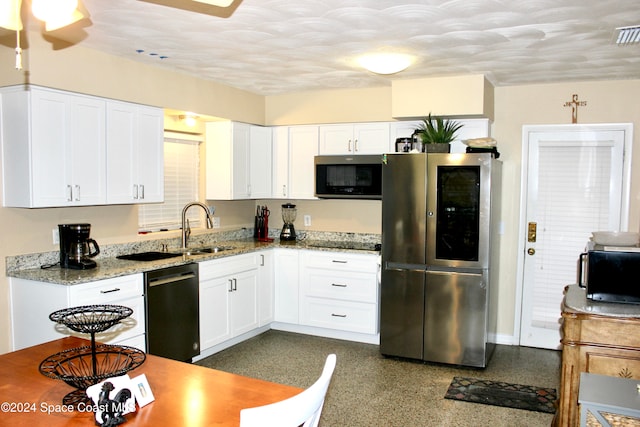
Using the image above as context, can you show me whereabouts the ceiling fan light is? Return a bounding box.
[192,0,234,7]
[358,53,413,75]
[0,0,23,31]
[32,0,78,27]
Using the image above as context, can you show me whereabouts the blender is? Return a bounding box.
[279,203,297,241]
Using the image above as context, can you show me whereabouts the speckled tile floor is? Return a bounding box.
[196,330,560,426]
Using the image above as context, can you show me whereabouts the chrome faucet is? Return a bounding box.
[181,202,215,250]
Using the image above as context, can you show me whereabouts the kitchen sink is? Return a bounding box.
[177,246,235,256]
[116,251,182,262]
[117,246,236,261]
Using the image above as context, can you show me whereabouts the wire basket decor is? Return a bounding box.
[49,304,134,334]
[39,344,146,390]
[40,304,146,408]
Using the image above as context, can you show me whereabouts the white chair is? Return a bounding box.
[239,354,337,427]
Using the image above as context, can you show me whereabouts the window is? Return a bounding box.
[138,133,202,231]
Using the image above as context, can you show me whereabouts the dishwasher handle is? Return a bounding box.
[148,272,197,287]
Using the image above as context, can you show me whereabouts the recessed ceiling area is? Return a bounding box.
[47,0,640,95]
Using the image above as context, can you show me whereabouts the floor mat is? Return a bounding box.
[444,376,557,414]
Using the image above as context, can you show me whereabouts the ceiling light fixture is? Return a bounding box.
[179,113,199,127]
[358,53,414,75]
[616,25,640,45]
[0,0,90,70]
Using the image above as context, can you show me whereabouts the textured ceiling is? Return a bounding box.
[60,0,640,95]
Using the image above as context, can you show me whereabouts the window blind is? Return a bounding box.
[531,145,612,328]
[138,136,201,231]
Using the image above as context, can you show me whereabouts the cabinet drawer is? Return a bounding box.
[585,348,640,379]
[305,269,377,303]
[199,253,259,279]
[578,316,640,348]
[302,250,378,273]
[301,297,377,334]
[69,274,143,305]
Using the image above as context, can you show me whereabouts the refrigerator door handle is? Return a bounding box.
[427,265,485,275]
[385,262,427,272]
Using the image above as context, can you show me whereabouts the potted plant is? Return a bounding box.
[414,113,463,153]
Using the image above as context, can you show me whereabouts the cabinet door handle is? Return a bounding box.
[66,185,73,201]
[354,139,358,152]
[133,184,139,199]
[228,279,233,292]
[282,185,287,197]
[348,139,352,152]
[74,185,80,201]
[331,313,347,318]
[332,260,347,264]
[139,184,145,199]
[260,254,265,266]
[100,288,121,294]
[331,283,347,287]
[233,278,237,291]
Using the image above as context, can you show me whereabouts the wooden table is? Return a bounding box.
[0,337,302,426]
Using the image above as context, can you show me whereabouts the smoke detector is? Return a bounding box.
[616,25,640,45]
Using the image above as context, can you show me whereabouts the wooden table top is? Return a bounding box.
[0,337,302,426]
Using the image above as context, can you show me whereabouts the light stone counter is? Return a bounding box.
[564,284,640,318]
[6,230,381,286]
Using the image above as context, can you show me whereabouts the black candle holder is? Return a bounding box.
[39,305,146,408]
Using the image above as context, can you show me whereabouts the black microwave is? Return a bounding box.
[314,155,382,200]
[578,249,640,304]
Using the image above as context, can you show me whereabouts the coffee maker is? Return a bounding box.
[279,203,297,242]
[59,223,100,270]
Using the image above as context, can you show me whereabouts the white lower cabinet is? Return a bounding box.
[257,250,275,326]
[299,250,380,334]
[199,253,260,351]
[273,248,300,323]
[10,274,145,351]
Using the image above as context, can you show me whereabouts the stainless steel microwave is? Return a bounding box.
[578,249,640,304]
[314,155,382,199]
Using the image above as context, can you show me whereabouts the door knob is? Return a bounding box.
[527,248,536,255]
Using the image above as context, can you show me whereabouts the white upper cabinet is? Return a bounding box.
[248,125,273,199]
[319,122,390,155]
[1,85,163,208]
[106,101,164,204]
[206,121,272,200]
[1,86,106,207]
[271,125,318,199]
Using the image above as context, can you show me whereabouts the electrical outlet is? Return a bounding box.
[303,215,311,227]
[52,228,59,245]
[212,217,220,228]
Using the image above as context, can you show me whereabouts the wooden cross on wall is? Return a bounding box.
[563,94,587,124]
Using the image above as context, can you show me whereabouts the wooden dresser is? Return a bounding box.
[555,285,640,426]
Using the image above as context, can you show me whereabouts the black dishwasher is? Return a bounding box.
[144,263,200,362]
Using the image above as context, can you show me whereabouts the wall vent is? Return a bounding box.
[616,25,640,45]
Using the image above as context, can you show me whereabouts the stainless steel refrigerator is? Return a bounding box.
[380,153,501,368]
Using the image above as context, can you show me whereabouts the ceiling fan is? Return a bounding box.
[0,0,91,69]
[138,0,243,18]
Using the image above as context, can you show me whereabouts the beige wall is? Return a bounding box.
[1,30,638,353]
[491,80,640,340]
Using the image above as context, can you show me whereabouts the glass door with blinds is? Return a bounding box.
[518,124,632,349]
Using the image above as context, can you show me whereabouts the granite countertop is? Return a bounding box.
[564,284,640,318]
[6,236,381,286]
